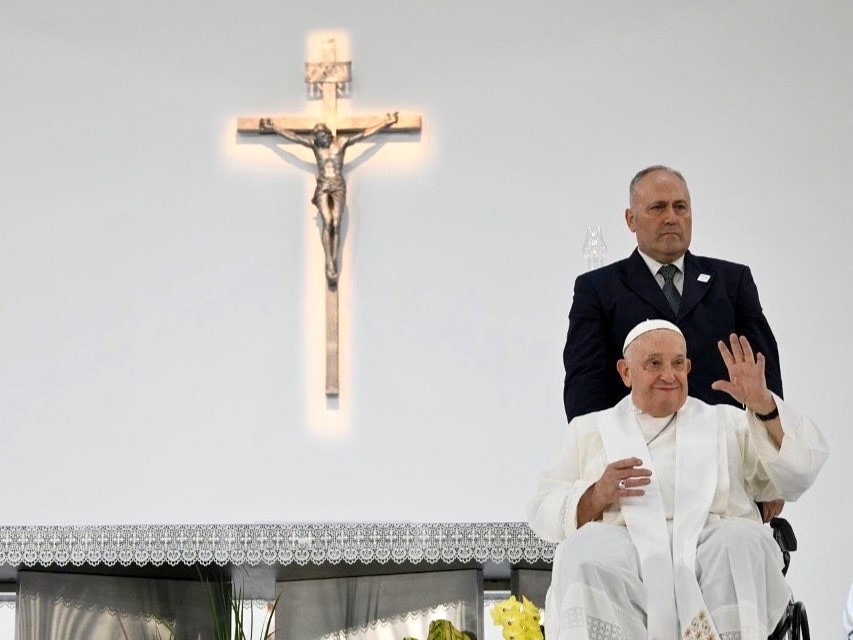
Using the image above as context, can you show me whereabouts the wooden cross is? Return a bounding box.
[237,38,421,397]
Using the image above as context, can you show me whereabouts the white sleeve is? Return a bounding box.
[740,394,829,501]
[527,420,597,542]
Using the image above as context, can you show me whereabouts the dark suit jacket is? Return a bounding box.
[563,249,783,423]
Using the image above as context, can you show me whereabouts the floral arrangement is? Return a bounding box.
[490,595,543,640]
[403,618,471,640]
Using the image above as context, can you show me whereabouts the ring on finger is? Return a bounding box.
[618,479,627,490]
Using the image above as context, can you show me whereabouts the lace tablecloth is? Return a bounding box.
[0,523,554,569]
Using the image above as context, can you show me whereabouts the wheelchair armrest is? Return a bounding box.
[770,517,797,576]
[770,517,798,553]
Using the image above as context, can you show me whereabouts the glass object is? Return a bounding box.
[582,225,607,271]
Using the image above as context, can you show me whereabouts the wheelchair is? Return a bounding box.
[768,517,810,640]
[525,516,811,639]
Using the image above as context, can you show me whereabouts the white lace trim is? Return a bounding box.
[0,523,554,567]
[16,591,177,625]
[314,600,467,640]
[562,607,626,640]
[238,599,276,611]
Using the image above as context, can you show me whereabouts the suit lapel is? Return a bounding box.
[620,249,677,320]
[678,252,713,320]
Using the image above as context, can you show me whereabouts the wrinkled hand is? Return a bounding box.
[760,499,784,523]
[711,334,775,414]
[591,457,651,509]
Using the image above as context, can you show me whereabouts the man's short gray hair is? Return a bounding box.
[628,165,688,204]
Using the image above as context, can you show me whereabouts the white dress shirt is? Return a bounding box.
[637,249,685,295]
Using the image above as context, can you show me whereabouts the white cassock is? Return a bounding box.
[528,394,828,640]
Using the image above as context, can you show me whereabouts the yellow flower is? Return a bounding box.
[521,597,539,615]
[502,623,524,640]
[490,596,519,626]
[502,614,521,631]
[521,622,544,640]
[521,597,541,624]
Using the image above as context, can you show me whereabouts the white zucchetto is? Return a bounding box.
[622,319,684,356]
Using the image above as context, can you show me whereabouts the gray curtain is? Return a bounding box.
[16,571,226,640]
[276,569,483,640]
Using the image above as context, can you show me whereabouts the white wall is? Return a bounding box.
[1,0,851,636]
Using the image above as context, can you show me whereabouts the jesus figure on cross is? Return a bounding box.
[259,112,398,287]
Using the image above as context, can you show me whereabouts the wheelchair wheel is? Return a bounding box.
[790,601,809,640]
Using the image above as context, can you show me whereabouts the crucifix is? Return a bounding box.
[238,39,422,396]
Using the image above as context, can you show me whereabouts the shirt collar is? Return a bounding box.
[637,248,685,277]
[631,400,677,427]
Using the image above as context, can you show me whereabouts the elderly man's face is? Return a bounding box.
[625,170,692,263]
[617,329,690,417]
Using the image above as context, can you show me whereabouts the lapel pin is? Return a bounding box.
[697,274,711,283]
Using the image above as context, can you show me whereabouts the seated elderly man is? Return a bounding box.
[529,319,827,640]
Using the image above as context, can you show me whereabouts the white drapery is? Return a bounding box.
[16,571,223,640]
[275,569,482,640]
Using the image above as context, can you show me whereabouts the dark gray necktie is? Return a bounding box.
[658,263,681,314]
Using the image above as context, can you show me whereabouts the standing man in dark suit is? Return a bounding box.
[563,165,783,426]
